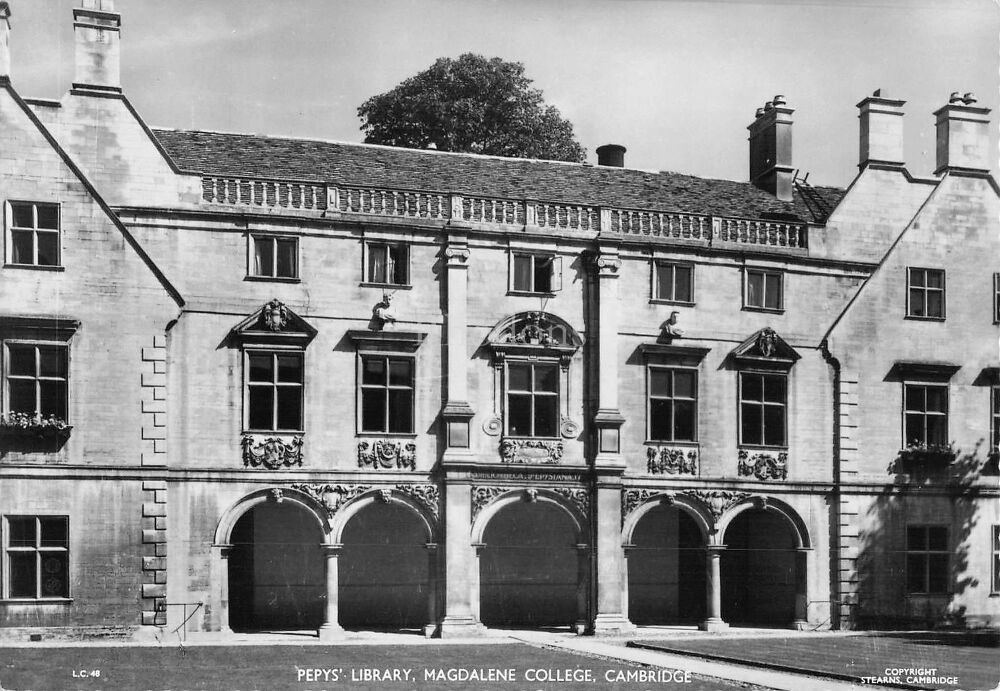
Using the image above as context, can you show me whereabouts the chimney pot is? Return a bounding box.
[596,144,626,168]
[948,91,963,104]
[856,90,906,169]
[772,94,786,106]
[963,92,977,105]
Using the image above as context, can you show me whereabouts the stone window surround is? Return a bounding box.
[742,266,784,313]
[905,524,949,595]
[243,348,305,434]
[651,260,695,305]
[362,240,410,288]
[358,353,415,435]
[738,370,788,449]
[905,266,946,321]
[5,200,61,269]
[993,272,1000,324]
[0,317,78,426]
[646,364,698,444]
[246,233,299,282]
[902,382,949,448]
[508,250,562,296]
[346,330,426,438]
[2,514,70,601]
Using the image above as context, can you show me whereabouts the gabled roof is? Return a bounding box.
[151,128,844,224]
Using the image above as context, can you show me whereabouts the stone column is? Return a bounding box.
[592,245,626,457]
[793,548,810,630]
[214,544,233,634]
[438,480,486,637]
[424,543,439,638]
[441,227,476,454]
[574,544,590,634]
[318,544,344,640]
[700,545,728,632]
[591,476,634,634]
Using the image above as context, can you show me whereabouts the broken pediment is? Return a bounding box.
[730,327,800,370]
[230,299,317,346]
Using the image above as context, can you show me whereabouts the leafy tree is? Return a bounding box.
[358,54,586,163]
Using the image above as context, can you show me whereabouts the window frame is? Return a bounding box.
[247,234,299,281]
[646,365,699,443]
[738,370,788,448]
[991,385,1000,457]
[363,241,410,287]
[4,515,70,601]
[242,348,305,433]
[652,261,695,305]
[357,353,416,435]
[3,339,70,423]
[993,273,1000,324]
[5,200,61,268]
[992,524,1000,595]
[902,382,949,448]
[905,524,949,595]
[509,252,562,295]
[503,357,561,439]
[743,267,784,312]
[906,267,946,320]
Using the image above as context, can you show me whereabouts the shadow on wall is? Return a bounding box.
[854,441,988,630]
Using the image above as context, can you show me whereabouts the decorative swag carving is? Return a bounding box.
[737,448,788,480]
[241,434,304,469]
[499,438,563,464]
[357,439,416,470]
[646,446,698,475]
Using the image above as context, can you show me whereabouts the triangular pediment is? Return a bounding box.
[731,327,800,369]
[231,299,317,346]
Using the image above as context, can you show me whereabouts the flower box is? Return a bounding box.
[0,413,72,440]
[897,443,956,466]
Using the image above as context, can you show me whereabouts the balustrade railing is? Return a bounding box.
[200,177,808,250]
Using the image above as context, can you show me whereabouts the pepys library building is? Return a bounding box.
[0,1,997,641]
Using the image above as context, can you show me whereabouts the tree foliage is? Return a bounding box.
[358,54,586,163]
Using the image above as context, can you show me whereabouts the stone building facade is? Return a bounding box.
[0,2,996,640]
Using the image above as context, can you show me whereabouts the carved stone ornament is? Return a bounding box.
[482,416,503,436]
[499,438,564,464]
[444,246,470,265]
[559,417,581,439]
[394,483,440,522]
[290,483,371,518]
[682,490,751,521]
[552,487,590,517]
[757,327,778,357]
[738,449,788,481]
[622,488,661,522]
[500,311,562,346]
[594,254,621,276]
[646,446,698,475]
[358,439,416,470]
[241,434,304,469]
[261,299,289,332]
[471,486,507,522]
[524,488,539,502]
[269,488,284,503]
[660,311,684,341]
[375,488,393,504]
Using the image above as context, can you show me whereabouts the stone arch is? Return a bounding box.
[471,488,587,545]
[484,311,585,349]
[716,495,811,549]
[621,493,712,546]
[214,487,331,547]
[328,488,437,545]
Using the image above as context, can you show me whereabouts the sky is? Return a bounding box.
[9,0,1000,189]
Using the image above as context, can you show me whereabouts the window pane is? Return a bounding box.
[674,370,696,399]
[9,380,36,414]
[275,239,296,278]
[926,416,947,446]
[910,269,926,288]
[388,359,412,387]
[649,369,671,397]
[906,554,926,592]
[387,389,413,433]
[765,273,782,309]
[927,527,948,551]
[763,405,785,446]
[368,245,387,283]
[248,353,273,383]
[926,270,943,289]
[909,289,925,316]
[674,266,692,302]
[36,205,58,230]
[276,387,302,429]
[763,375,786,404]
[907,527,925,550]
[38,380,67,418]
[361,389,386,432]
[9,517,35,547]
[8,345,35,376]
[925,387,947,413]
[904,385,924,412]
[11,229,33,264]
[741,374,763,402]
[362,357,385,385]
[656,265,674,300]
[254,237,274,277]
[533,396,558,437]
[38,347,67,378]
[39,518,68,548]
[650,399,672,440]
[513,255,532,291]
[534,256,553,293]
[39,552,68,597]
[741,403,762,445]
[927,555,948,593]
[926,290,943,318]
[248,386,273,429]
[10,202,33,227]
[674,400,696,441]
[905,414,926,446]
[8,552,37,598]
[508,364,530,392]
[533,364,558,393]
[276,355,302,383]
[389,245,407,284]
[507,394,532,436]
[747,272,763,307]
[35,231,58,266]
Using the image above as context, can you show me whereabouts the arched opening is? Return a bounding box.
[339,501,430,630]
[480,501,579,628]
[228,501,325,632]
[628,504,706,624]
[721,508,797,626]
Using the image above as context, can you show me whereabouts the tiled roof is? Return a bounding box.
[151,128,844,223]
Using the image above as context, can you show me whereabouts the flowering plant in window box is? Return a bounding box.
[0,412,72,439]
[897,442,957,465]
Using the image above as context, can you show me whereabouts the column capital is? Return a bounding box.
[320,543,344,556]
[706,544,728,554]
[592,252,621,277]
[444,245,470,267]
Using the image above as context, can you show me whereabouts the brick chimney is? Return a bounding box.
[596,144,626,168]
[857,89,906,169]
[934,92,991,174]
[748,95,794,201]
[73,0,121,93]
[0,2,10,80]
